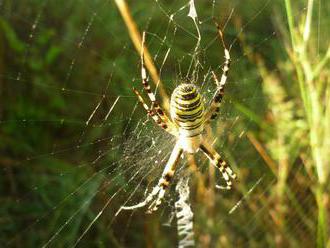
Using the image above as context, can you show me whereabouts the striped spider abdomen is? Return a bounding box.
[170,83,204,153]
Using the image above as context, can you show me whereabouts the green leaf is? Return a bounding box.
[0,18,25,53]
[46,46,62,64]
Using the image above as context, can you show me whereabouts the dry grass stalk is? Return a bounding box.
[114,0,169,110]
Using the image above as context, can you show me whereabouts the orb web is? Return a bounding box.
[0,0,323,247]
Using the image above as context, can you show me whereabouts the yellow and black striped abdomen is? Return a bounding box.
[170,84,204,137]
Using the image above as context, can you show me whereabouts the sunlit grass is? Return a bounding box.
[241,0,330,246]
[233,0,329,246]
[284,0,329,246]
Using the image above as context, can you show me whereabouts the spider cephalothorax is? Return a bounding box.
[120,23,236,214]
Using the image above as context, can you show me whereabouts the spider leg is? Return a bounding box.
[132,88,176,135]
[199,140,237,189]
[205,20,231,122]
[139,32,174,130]
[121,142,183,213]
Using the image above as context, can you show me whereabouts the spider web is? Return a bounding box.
[0,0,321,247]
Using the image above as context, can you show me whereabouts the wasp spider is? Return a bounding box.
[122,22,237,214]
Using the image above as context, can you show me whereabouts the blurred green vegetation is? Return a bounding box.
[0,0,329,247]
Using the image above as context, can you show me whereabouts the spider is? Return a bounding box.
[121,22,237,214]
